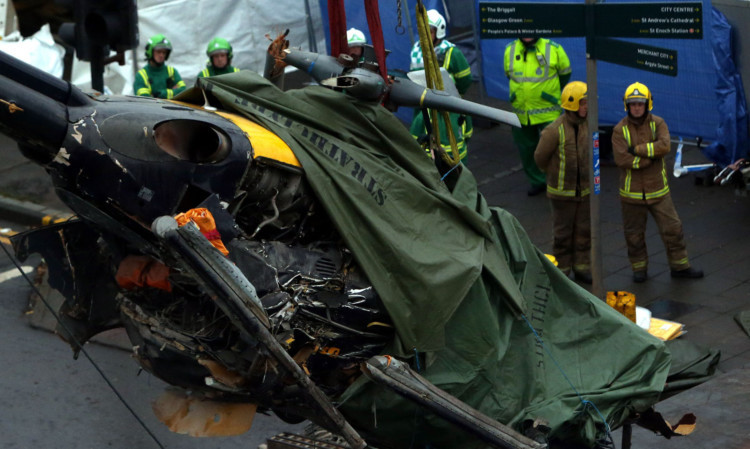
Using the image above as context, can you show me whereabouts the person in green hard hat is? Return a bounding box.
[197,37,240,78]
[133,34,186,99]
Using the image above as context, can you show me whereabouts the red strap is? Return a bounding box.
[365,0,389,82]
[328,0,348,57]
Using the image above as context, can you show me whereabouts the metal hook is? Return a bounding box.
[201,88,217,111]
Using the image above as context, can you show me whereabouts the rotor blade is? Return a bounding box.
[389,77,521,128]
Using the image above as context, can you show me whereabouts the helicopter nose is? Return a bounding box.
[0,75,68,165]
[0,51,93,166]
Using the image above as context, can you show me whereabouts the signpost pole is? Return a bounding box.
[586,0,604,299]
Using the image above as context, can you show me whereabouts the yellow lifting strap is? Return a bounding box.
[415,2,460,166]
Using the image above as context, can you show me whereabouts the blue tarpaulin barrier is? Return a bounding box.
[317,0,747,164]
[703,6,748,166]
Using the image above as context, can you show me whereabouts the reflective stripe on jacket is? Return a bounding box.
[504,38,571,126]
[534,113,590,200]
[198,65,241,78]
[612,113,671,203]
[136,69,151,96]
[410,40,472,95]
[133,64,186,98]
[409,110,467,161]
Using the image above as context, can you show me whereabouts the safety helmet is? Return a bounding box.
[561,81,587,112]
[206,37,233,60]
[427,9,447,39]
[145,34,173,60]
[623,82,653,111]
[346,28,366,47]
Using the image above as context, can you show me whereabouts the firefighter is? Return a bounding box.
[198,37,240,78]
[409,9,473,162]
[612,82,703,282]
[133,34,186,99]
[534,81,591,284]
[347,28,367,61]
[504,37,571,196]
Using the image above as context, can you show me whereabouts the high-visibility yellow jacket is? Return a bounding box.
[504,38,571,126]
[612,113,672,204]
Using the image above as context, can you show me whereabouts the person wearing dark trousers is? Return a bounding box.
[534,81,591,284]
[612,82,703,283]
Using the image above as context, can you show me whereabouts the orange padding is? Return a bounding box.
[116,255,172,292]
[174,208,229,256]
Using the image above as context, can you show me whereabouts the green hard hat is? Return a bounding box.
[145,34,173,60]
[206,37,233,60]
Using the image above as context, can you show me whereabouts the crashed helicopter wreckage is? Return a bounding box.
[0,37,710,448]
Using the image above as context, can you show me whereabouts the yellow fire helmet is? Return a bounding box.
[561,81,587,112]
[623,82,653,111]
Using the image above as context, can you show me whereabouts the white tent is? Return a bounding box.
[1,0,326,95]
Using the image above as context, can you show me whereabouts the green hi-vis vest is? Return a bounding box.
[548,122,590,197]
[199,66,241,78]
[621,121,669,200]
[410,111,467,161]
[504,38,571,126]
[135,65,186,99]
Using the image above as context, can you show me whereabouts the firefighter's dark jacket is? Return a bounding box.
[534,112,590,200]
[612,112,671,204]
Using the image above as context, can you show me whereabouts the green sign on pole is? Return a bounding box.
[594,2,702,39]
[479,2,585,38]
[594,38,678,76]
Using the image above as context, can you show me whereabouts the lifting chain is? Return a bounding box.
[395,0,405,34]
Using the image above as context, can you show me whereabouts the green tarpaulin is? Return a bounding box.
[181,72,674,448]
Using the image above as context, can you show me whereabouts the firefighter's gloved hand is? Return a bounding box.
[417,134,430,145]
[152,89,163,99]
[627,146,636,156]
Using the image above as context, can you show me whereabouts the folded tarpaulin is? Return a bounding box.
[181,71,672,447]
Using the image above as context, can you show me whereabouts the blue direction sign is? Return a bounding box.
[594,37,678,76]
[479,2,702,40]
[594,2,702,39]
[479,2,585,38]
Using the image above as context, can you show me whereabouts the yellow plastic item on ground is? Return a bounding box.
[648,317,685,341]
[606,291,636,323]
